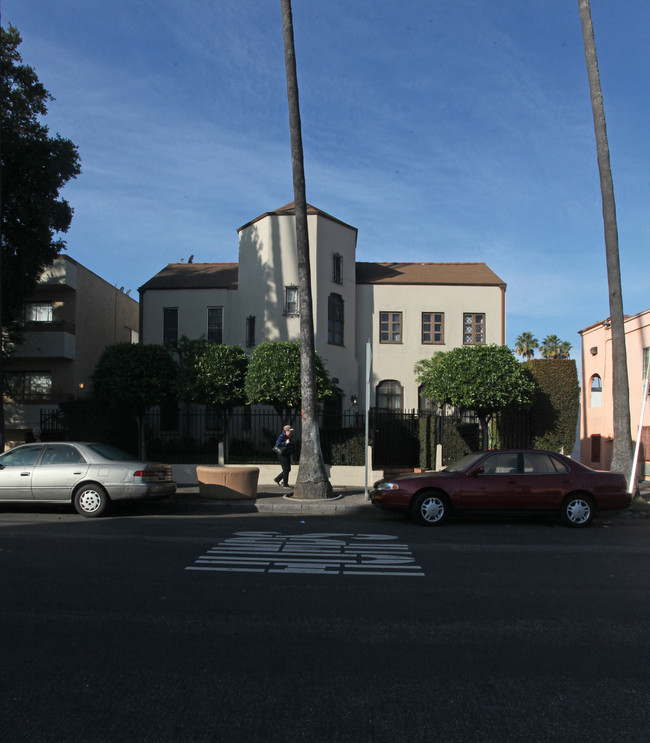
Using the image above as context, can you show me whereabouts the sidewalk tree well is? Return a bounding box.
[415,345,536,450]
[245,340,333,423]
[90,343,177,458]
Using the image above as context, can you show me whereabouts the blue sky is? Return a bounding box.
[5,0,649,362]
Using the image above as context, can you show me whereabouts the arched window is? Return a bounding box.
[418,385,435,412]
[376,380,403,410]
[590,374,602,408]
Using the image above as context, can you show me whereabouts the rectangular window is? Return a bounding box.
[328,294,344,346]
[463,313,485,345]
[207,307,223,343]
[643,347,650,381]
[332,253,343,284]
[24,302,53,323]
[285,286,299,316]
[5,372,53,401]
[246,316,256,348]
[422,312,444,344]
[163,308,178,343]
[380,312,402,343]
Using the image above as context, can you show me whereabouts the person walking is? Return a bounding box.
[273,425,294,489]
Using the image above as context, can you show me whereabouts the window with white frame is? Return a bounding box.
[285,286,299,316]
[643,347,650,382]
[24,302,53,323]
[463,313,485,345]
[207,307,223,343]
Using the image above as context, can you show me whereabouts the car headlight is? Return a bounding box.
[374,481,399,491]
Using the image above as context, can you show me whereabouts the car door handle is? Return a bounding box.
[20,472,31,476]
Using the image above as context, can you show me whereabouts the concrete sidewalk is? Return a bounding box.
[172,483,376,515]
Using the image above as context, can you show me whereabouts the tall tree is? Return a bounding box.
[1,25,81,448]
[280,0,332,499]
[540,335,561,359]
[578,0,633,479]
[514,331,539,362]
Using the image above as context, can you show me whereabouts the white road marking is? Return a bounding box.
[186,531,425,576]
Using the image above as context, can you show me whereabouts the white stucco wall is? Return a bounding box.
[356,282,506,410]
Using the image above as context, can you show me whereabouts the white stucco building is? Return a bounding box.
[139,203,507,411]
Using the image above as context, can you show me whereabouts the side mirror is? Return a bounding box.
[469,466,484,476]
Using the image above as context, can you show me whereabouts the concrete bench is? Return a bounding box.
[195,465,260,500]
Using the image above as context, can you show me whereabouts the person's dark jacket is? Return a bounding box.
[275,432,293,457]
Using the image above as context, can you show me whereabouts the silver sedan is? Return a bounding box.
[0,442,176,517]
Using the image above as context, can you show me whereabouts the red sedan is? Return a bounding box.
[370,450,631,527]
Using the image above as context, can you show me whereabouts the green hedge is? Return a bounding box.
[523,359,579,453]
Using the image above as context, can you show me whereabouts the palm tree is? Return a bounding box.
[540,335,561,359]
[280,0,333,499]
[578,0,633,480]
[514,332,539,362]
[557,341,572,360]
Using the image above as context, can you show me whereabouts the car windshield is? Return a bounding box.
[87,443,139,462]
[444,452,486,472]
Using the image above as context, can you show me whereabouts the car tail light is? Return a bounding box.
[133,469,170,481]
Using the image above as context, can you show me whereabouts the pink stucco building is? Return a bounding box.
[579,308,650,479]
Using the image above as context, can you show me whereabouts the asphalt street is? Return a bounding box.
[1,501,649,742]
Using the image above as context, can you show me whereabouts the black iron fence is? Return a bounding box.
[41,405,532,469]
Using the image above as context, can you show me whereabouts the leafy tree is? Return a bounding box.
[177,341,248,454]
[245,340,332,422]
[1,26,81,333]
[578,0,632,481]
[90,343,177,458]
[177,341,248,407]
[514,331,538,361]
[415,345,536,449]
[1,25,81,448]
[280,0,332,499]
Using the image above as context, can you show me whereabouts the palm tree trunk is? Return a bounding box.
[280,0,332,499]
[578,0,633,482]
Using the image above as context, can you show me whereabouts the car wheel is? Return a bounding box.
[411,491,449,526]
[74,484,109,517]
[561,494,594,528]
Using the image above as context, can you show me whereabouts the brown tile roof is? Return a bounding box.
[237,202,357,234]
[140,261,505,292]
[139,263,238,292]
[356,262,506,287]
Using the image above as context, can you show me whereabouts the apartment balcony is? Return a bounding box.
[11,321,76,360]
[39,257,78,289]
